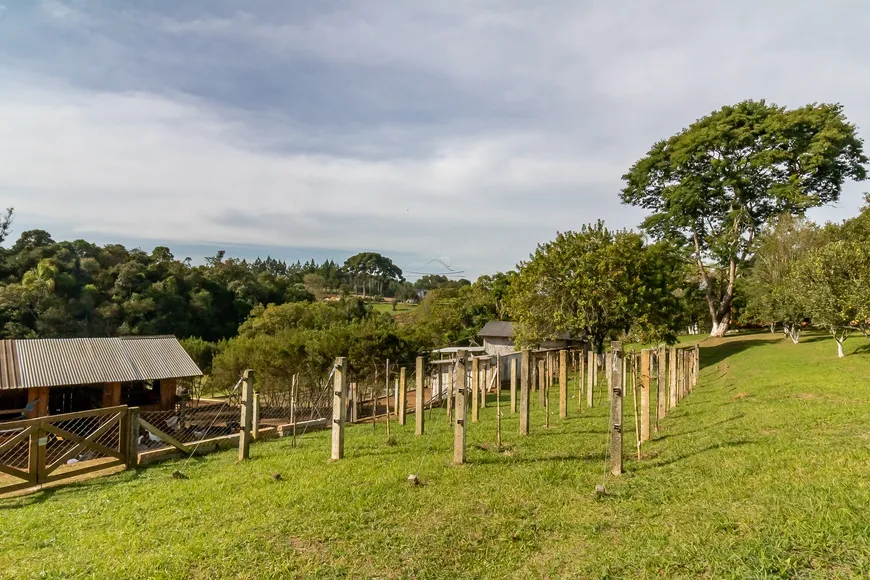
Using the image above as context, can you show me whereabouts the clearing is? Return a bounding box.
[1,333,869,578]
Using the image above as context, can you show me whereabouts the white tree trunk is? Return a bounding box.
[710,320,729,337]
[837,339,845,358]
[789,327,800,344]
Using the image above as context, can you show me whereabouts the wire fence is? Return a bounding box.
[138,400,241,453]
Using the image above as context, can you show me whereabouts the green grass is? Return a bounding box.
[370,301,418,315]
[2,333,870,578]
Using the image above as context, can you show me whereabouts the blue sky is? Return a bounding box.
[1,1,868,278]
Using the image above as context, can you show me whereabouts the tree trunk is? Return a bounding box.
[837,338,845,358]
[769,322,776,334]
[710,318,729,337]
[789,326,800,344]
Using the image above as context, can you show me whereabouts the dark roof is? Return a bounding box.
[478,321,572,341]
[0,336,202,390]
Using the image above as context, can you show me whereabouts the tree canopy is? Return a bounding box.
[621,100,868,336]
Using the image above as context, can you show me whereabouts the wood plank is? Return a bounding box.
[0,426,33,456]
[40,458,125,484]
[41,405,128,423]
[45,416,122,474]
[42,414,123,464]
[0,462,34,482]
[138,418,192,454]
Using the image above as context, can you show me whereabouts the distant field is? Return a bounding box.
[2,332,870,578]
[370,301,419,315]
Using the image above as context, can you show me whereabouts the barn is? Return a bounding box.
[0,336,202,420]
[477,321,586,378]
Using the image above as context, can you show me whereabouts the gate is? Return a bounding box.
[0,406,129,494]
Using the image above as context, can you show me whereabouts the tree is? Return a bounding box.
[0,207,12,245]
[744,215,823,343]
[621,100,868,337]
[506,221,683,353]
[795,240,870,357]
[343,252,404,297]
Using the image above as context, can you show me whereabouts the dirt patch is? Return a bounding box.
[733,392,750,400]
[793,393,817,400]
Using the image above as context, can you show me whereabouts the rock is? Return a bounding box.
[407,474,421,486]
[272,473,283,481]
[595,484,606,497]
[171,470,188,480]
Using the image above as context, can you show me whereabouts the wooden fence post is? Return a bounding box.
[239,369,254,461]
[559,350,568,419]
[398,367,407,426]
[350,382,358,423]
[448,364,454,424]
[656,347,666,428]
[471,357,480,423]
[586,350,594,408]
[126,406,140,469]
[520,349,531,435]
[640,349,651,443]
[496,354,502,448]
[510,357,518,414]
[669,347,677,409]
[694,343,700,388]
[606,351,613,401]
[332,357,347,460]
[415,356,425,436]
[454,350,468,465]
[481,360,488,409]
[252,393,261,440]
[538,357,546,407]
[577,350,584,411]
[610,342,623,476]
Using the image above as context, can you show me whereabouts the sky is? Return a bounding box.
[0,1,868,279]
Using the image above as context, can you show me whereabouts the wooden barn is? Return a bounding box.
[0,336,202,420]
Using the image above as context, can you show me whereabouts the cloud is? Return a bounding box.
[0,1,869,277]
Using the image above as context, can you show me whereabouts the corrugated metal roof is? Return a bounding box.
[120,336,203,381]
[0,336,202,390]
[0,340,23,390]
[478,321,573,341]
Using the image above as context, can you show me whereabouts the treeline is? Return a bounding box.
[0,226,458,341]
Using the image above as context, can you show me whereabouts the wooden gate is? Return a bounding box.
[0,406,129,494]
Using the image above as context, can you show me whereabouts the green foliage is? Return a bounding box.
[0,207,12,245]
[406,277,505,347]
[343,252,404,297]
[794,240,870,355]
[743,215,823,341]
[506,221,684,351]
[621,100,868,335]
[179,337,220,374]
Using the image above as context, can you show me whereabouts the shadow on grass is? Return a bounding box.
[636,438,756,470]
[701,337,781,368]
[472,450,608,466]
[654,413,746,441]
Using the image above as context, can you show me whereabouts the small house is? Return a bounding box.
[0,336,202,420]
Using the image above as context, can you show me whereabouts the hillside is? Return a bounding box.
[1,333,869,579]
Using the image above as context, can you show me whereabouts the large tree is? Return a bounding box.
[621,100,867,336]
[506,221,684,352]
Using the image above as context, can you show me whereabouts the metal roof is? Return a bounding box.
[0,336,202,390]
[478,320,573,341]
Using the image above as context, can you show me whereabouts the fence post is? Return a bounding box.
[559,350,568,419]
[669,347,677,409]
[481,360,488,409]
[350,382,357,423]
[239,369,254,461]
[586,350,594,408]
[454,350,468,465]
[610,342,624,476]
[398,367,407,426]
[520,349,531,435]
[471,357,480,423]
[510,357,518,414]
[126,406,140,469]
[332,357,347,460]
[252,393,261,440]
[656,346,666,428]
[447,364,454,424]
[640,349,651,443]
[606,351,613,401]
[694,343,700,388]
[577,350,584,411]
[538,357,546,407]
[415,356,425,436]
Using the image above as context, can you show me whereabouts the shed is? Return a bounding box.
[478,321,576,355]
[0,336,202,419]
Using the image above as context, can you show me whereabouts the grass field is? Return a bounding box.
[370,301,418,315]
[2,333,870,578]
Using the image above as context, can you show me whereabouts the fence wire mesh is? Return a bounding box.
[138,400,240,453]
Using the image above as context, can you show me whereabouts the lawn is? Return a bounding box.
[370,301,418,316]
[2,333,870,578]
